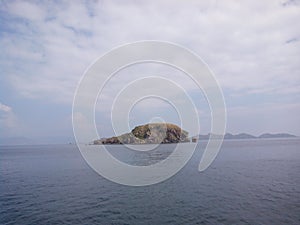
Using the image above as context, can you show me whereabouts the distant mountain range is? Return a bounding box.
[194,133,297,140]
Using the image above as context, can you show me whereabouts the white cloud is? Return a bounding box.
[0,102,20,136]
[0,102,11,112]
[6,1,46,21]
[1,0,299,104]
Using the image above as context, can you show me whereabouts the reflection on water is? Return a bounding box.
[108,143,179,166]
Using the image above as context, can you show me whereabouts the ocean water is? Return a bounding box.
[1,138,299,225]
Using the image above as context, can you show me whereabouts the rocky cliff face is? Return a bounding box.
[94,123,190,145]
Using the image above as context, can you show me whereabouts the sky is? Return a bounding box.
[0,0,300,143]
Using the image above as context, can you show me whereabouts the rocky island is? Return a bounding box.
[94,123,190,145]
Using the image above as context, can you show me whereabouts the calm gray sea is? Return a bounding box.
[1,138,300,225]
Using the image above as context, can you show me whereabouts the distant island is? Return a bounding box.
[195,132,297,140]
[94,123,190,145]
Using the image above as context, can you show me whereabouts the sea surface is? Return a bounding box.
[1,138,299,225]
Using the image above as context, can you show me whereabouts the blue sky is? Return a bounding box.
[0,0,300,143]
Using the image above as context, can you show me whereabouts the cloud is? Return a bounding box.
[0,102,11,112]
[0,102,20,137]
[1,0,299,104]
[0,0,299,136]
[6,1,46,21]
